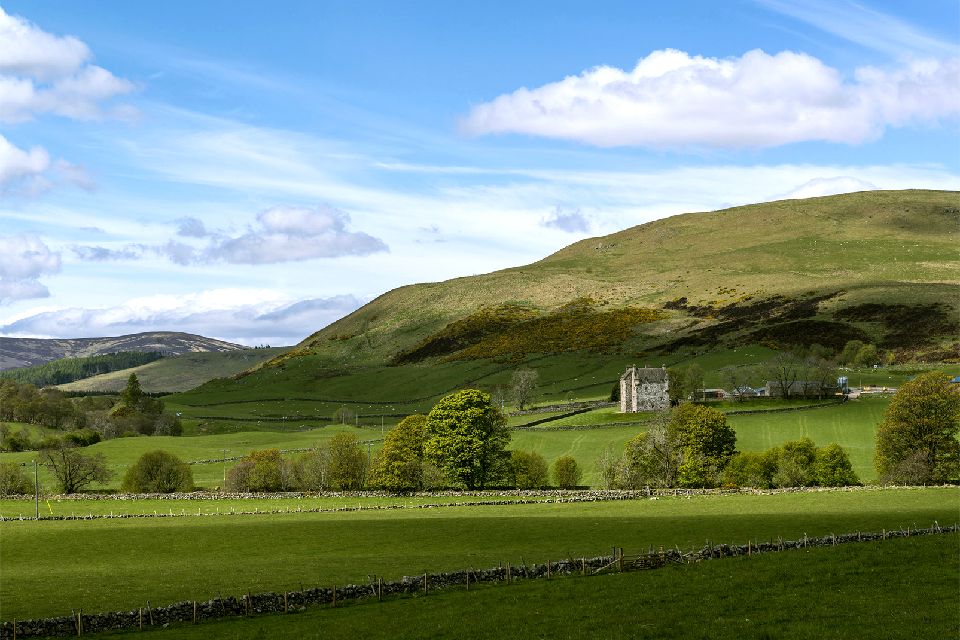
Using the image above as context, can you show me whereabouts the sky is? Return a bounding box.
[0,0,957,346]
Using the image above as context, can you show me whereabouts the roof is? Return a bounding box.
[621,366,668,383]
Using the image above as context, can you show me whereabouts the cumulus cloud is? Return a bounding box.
[0,234,61,304]
[0,7,134,123]
[203,205,388,264]
[0,133,49,188]
[176,216,209,238]
[461,49,960,149]
[780,177,878,200]
[542,206,591,233]
[0,290,364,345]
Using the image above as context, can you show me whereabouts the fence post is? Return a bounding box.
[423,573,428,594]
[332,586,337,608]
[193,601,197,623]
[378,577,382,602]
[138,608,142,630]
[147,601,153,626]
[546,560,551,579]
[284,592,288,613]
[618,548,624,572]
[581,558,586,576]
[507,563,511,584]
[466,571,470,591]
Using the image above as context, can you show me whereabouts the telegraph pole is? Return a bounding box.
[34,460,39,520]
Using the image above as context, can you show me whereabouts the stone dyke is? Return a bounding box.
[1,524,955,638]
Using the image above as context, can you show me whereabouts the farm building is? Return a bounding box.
[620,365,669,412]
[765,380,838,398]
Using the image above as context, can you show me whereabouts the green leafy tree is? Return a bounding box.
[369,415,428,492]
[325,432,367,490]
[875,372,960,484]
[41,442,112,494]
[669,403,736,486]
[666,367,687,404]
[813,443,859,487]
[0,461,32,495]
[552,455,583,489]
[121,450,193,493]
[685,364,704,401]
[853,343,878,368]
[772,437,818,487]
[722,451,778,488]
[227,449,290,492]
[840,340,865,366]
[510,450,548,489]
[120,372,144,407]
[424,389,509,490]
[619,418,680,488]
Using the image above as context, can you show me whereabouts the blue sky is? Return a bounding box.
[0,0,957,345]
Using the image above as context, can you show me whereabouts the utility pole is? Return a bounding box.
[222,449,229,490]
[34,460,39,520]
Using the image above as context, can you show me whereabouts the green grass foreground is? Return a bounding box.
[104,533,959,640]
[1,488,955,621]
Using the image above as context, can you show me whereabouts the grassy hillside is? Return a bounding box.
[284,190,958,368]
[58,347,290,394]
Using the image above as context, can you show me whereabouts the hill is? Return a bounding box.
[58,347,291,393]
[283,189,959,369]
[167,190,958,434]
[0,331,245,371]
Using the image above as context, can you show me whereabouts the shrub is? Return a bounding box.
[552,455,583,488]
[511,450,548,489]
[291,449,329,491]
[722,451,777,488]
[772,437,818,487]
[326,432,367,490]
[0,461,32,495]
[369,415,428,492]
[227,449,290,492]
[121,450,193,493]
[813,443,859,487]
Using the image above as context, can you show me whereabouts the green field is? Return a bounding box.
[103,533,959,640]
[0,394,900,489]
[1,488,955,621]
[58,347,291,394]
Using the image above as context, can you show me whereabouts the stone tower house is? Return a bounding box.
[620,365,669,412]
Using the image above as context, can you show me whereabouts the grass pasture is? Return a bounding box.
[105,533,959,640]
[0,488,955,621]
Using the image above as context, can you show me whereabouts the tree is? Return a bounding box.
[326,432,367,490]
[332,406,356,425]
[806,356,838,400]
[720,365,755,402]
[875,372,960,484]
[121,450,193,493]
[840,340,865,366]
[510,368,539,411]
[666,368,687,404]
[510,450,548,489]
[227,449,289,492]
[722,451,778,488]
[772,437,818,487]
[369,415,428,492]
[619,415,680,488]
[552,455,583,489]
[424,389,510,490]
[291,449,329,491]
[668,404,736,488]
[813,443,859,487]
[41,443,112,494]
[853,343,878,368]
[0,461,32,495]
[763,352,803,398]
[685,364,704,401]
[121,372,144,407]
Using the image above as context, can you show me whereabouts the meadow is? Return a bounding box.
[1,487,955,621]
[103,533,958,640]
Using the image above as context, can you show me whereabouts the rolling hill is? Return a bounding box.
[0,331,245,371]
[168,190,958,427]
[58,347,291,393]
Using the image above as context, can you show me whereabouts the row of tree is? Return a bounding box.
[0,352,163,387]
[0,374,181,449]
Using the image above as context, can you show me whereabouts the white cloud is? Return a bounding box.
[0,234,61,304]
[461,49,960,149]
[0,7,134,123]
[779,176,878,200]
[197,205,388,264]
[0,289,364,344]
[0,134,49,186]
[542,206,591,233]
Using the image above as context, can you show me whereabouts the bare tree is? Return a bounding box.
[763,352,803,399]
[41,443,112,494]
[720,365,755,403]
[510,368,539,410]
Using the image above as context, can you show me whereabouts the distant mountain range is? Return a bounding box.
[0,331,245,371]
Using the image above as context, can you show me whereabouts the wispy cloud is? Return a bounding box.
[461,48,959,149]
[0,289,363,344]
[757,0,959,59]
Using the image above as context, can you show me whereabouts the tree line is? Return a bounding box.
[0,351,164,387]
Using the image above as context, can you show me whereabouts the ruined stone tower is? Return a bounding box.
[619,365,669,412]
